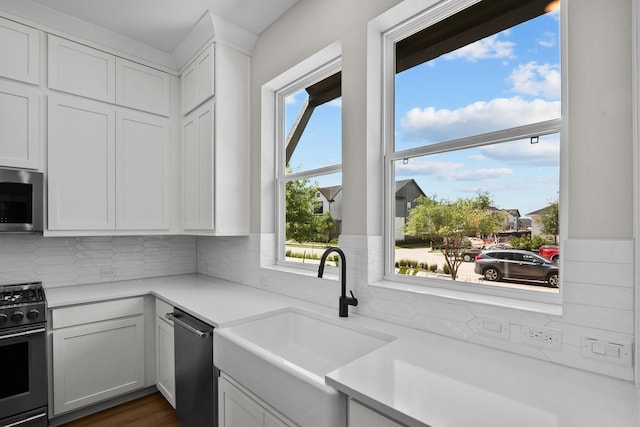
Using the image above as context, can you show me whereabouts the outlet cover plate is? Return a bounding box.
[521,324,562,350]
[581,336,633,366]
[475,317,510,340]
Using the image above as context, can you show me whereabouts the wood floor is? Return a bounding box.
[60,393,181,427]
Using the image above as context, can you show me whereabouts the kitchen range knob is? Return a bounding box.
[0,313,7,324]
[27,309,40,320]
[11,311,24,322]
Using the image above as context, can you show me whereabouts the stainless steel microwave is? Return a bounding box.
[0,168,43,232]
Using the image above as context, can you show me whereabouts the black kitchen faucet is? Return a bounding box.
[318,246,358,317]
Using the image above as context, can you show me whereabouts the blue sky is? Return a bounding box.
[286,9,560,217]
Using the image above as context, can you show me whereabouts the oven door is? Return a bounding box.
[0,324,47,424]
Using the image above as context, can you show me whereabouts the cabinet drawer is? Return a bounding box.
[155,298,173,321]
[52,297,144,329]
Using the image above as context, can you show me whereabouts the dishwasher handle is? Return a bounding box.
[166,312,210,339]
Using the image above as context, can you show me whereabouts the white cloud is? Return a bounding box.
[538,31,557,48]
[396,158,513,182]
[479,138,559,166]
[285,93,299,105]
[400,97,561,143]
[508,61,560,99]
[443,34,515,62]
[328,98,342,108]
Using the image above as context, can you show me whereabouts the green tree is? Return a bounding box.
[285,178,335,244]
[404,191,504,280]
[539,202,559,244]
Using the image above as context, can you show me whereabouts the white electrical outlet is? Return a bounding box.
[100,267,116,278]
[581,336,633,366]
[521,324,562,350]
[475,317,510,340]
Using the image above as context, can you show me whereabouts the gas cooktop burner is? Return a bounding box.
[0,282,45,306]
[0,282,46,329]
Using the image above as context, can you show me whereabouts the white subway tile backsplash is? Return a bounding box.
[564,260,634,287]
[563,281,634,309]
[562,303,634,334]
[194,234,636,381]
[0,234,196,287]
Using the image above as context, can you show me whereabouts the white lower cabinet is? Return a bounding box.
[51,298,145,415]
[219,374,295,427]
[155,298,175,407]
[348,399,403,427]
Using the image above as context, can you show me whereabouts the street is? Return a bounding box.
[287,245,557,293]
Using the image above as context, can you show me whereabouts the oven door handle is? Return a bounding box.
[0,327,45,341]
[3,412,47,427]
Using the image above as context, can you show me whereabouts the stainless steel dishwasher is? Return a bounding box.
[166,308,218,427]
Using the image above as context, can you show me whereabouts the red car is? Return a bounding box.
[538,245,559,262]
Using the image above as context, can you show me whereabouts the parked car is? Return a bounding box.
[461,248,482,262]
[538,245,560,262]
[474,249,559,288]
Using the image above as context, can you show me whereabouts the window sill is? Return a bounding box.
[370,278,563,316]
[261,262,339,281]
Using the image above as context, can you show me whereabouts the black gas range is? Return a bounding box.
[0,282,47,328]
[0,281,48,427]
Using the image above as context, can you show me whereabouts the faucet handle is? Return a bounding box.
[348,290,359,307]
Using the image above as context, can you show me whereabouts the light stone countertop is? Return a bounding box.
[44,274,640,427]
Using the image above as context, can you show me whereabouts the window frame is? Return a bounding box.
[381,0,565,304]
[275,58,342,270]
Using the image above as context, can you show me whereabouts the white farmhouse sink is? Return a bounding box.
[213,308,395,427]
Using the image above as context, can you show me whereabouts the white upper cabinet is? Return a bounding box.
[116,109,170,230]
[115,58,170,116]
[48,94,116,230]
[182,43,249,235]
[182,44,215,115]
[0,17,41,85]
[0,80,40,169]
[48,35,116,103]
[183,101,215,230]
[48,94,172,232]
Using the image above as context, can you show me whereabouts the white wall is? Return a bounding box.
[197,0,639,382]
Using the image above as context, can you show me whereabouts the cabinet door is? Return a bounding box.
[48,35,116,103]
[116,109,170,230]
[219,375,264,427]
[265,412,290,427]
[0,17,40,85]
[182,44,214,114]
[0,80,39,169]
[183,101,214,230]
[348,399,402,427]
[155,316,175,408]
[52,316,145,415]
[115,58,170,116]
[48,94,115,230]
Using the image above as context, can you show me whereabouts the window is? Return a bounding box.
[385,0,561,295]
[276,63,342,267]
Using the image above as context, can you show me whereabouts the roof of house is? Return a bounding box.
[319,180,427,202]
[395,179,426,196]
[526,205,554,216]
[318,185,342,202]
